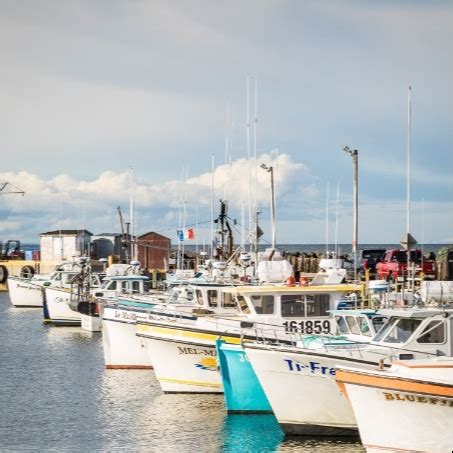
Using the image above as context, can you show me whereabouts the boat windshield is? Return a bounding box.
[335,316,349,335]
[371,316,387,334]
[373,317,422,343]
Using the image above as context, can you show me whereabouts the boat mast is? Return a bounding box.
[210,154,215,260]
[334,181,340,258]
[253,74,258,259]
[406,85,412,277]
[246,75,252,252]
[128,167,135,262]
[181,166,188,269]
[325,182,329,257]
[59,197,64,260]
[224,102,230,201]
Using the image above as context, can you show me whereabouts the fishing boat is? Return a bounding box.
[335,357,453,452]
[135,278,363,394]
[43,263,148,326]
[243,307,453,436]
[8,259,94,307]
[215,309,387,413]
[101,282,237,369]
[100,252,260,369]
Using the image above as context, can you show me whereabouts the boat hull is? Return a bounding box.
[138,324,223,393]
[43,287,81,325]
[102,309,152,369]
[7,277,43,307]
[336,366,453,452]
[244,345,371,436]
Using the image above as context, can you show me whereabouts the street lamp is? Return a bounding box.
[260,163,276,251]
[343,146,359,282]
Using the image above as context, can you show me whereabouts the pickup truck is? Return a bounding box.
[359,248,386,277]
[376,249,436,282]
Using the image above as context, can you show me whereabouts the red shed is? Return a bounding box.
[137,232,171,271]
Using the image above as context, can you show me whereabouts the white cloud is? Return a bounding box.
[0,153,312,241]
[1,153,452,244]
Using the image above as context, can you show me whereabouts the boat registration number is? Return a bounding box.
[283,319,331,334]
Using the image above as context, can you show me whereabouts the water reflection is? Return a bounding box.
[279,435,364,452]
[0,292,365,452]
[221,414,283,452]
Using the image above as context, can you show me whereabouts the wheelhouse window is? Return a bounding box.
[207,290,218,308]
[250,295,275,314]
[101,280,116,290]
[236,295,250,314]
[357,317,372,337]
[417,320,445,344]
[346,316,362,335]
[195,289,204,306]
[281,295,304,317]
[374,317,422,344]
[335,315,349,335]
[222,292,237,308]
[132,281,141,293]
[371,316,386,334]
[306,295,330,317]
[281,294,330,318]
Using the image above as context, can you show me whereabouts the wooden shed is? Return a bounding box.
[137,232,171,271]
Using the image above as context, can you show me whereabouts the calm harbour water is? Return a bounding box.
[0,292,364,452]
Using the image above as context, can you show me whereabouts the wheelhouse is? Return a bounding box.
[332,309,387,341]
[94,275,150,297]
[222,284,363,335]
[370,308,453,357]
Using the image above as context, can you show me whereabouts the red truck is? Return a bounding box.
[376,249,436,282]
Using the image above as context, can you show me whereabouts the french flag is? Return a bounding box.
[184,228,195,240]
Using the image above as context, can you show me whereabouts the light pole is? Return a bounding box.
[343,146,359,282]
[260,163,276,251]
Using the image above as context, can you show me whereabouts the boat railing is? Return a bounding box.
[242,324,442,362]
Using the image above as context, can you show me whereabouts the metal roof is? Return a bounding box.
[40,229,93,236]
[222,284,364,294]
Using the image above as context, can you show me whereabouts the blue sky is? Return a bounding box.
[1,0,452,244]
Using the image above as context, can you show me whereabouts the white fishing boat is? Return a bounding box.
[8,260,91,307]
[100,253,258,369]
[336,357,453,452]
[101,282,236,369]
[244,307,453,436]
[43,263,147,326]
[216,309,387,413]
[135,277,363,394]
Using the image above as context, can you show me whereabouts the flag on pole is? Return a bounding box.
[177,230,184,241]
[184,228,195,240]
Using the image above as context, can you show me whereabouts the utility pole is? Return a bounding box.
[260,163,276,252]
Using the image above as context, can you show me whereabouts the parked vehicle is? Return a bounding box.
[376,248,436,282]
[358,248,386,278]
[0,240,25,260]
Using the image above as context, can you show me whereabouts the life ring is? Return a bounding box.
[0,265,8,283]
[20,265,35,278]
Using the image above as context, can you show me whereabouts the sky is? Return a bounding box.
[1,0,452,246]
